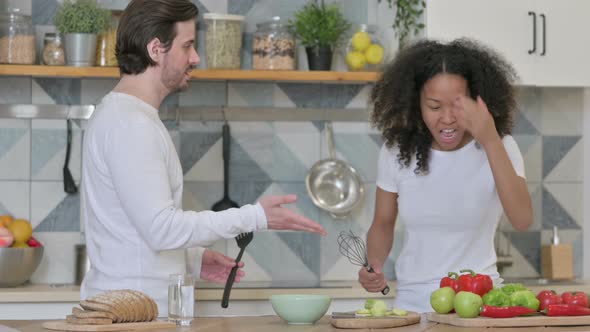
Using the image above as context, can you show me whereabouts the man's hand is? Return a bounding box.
[259,195,327,236]
[200,249,245,284]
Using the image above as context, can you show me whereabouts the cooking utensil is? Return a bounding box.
[211,123,239,212]
[337,230,390,295]
[74,244,90,285]
[221,231,253,308]
[63,119,78,194]
[306,122,364,219]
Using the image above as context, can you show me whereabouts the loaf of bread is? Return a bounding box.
[75,289,159,324]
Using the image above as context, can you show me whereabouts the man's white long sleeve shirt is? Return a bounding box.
[81,92,267,314]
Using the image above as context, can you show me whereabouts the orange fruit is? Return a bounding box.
[0,215,14,228]
[11,241,29,248]
[7,219,33,243]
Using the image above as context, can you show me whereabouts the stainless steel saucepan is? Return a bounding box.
[306,122,364,219]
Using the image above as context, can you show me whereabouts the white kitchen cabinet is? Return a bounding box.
[425,0,590,87]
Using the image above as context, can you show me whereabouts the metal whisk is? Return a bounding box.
[337,230,390,295]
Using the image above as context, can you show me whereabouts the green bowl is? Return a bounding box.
[270,294,332,325]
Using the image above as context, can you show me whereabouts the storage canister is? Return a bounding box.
[204,13,244,69]
[0,9,35,64]
[253,16,295,70]
[42,32,65,66]
[95,13,119,66]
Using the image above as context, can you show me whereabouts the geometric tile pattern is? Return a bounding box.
[2,83,586,283]
[542,136,581,178]
[32,0,58,25]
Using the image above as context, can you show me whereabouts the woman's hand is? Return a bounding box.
[453,95,500,147]
[358,264,387,293]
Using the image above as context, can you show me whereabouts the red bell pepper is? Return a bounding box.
[457,269,493,297]
[546,304,590,316]
[561,291,589,308]
[439,272,459,292]
[536,290,562,310]
[480,305,537,318]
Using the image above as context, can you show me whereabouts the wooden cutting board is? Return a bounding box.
[331,311,421,329]
[427,312,590,327]
[42,320,176,331]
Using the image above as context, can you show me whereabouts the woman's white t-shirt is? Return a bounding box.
[376,136,525,312]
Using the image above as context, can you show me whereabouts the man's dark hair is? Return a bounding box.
[116,0,199,75]
[370,38,518,174]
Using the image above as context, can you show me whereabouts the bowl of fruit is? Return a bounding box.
[0,215,43,287]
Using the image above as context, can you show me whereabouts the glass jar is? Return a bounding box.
[42,33,65,66]
[95,14,119,66]
[204,13,244,69]
[252,16,295,71]
[0,9,35,64]
[344,24,386,71]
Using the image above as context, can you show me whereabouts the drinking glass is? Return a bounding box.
[168,274,195,326]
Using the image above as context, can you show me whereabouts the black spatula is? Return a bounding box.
[63,119,78,194]
[211,123,238,211]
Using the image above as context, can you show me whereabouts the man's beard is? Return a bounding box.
[161,64,189,93]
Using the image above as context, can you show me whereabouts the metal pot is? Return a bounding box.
[74,244,90,285]
[306,122,364,219]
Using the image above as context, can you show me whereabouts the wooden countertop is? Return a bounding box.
[0,281,395,303]
[2,316,590,332]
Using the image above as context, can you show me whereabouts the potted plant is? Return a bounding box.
[378,0,425,49]
[54,0,110,66]
[289,0,350,71]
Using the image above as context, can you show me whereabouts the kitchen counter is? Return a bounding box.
[2,316,590,332]
[0,281,393,302]
[2,279,589,320]
[0,281,394,320]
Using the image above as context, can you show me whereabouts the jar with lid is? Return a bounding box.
[0,9,36,64]
[344,24,386,71]
[204,13,244,69]
[42,33,65,66]
[95,14,119,66]
[252,16,295,71]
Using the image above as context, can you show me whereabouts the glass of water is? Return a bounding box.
[168,274,195,326]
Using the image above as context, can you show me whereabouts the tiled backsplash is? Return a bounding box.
[0,0,586,284]
[0,77,586,284]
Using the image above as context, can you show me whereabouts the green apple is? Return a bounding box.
[430,287,455,314]
[453,291,483,318]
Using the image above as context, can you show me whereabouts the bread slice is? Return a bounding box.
[72,307,116,321]
[66,315,112,325]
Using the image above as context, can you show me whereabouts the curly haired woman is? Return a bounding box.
[358,39,533,312]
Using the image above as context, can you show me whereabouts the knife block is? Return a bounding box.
[541,244,574,280]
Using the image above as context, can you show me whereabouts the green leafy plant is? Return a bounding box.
[379,0,425,48]
[289,0,351,49]
[54,0,110,34]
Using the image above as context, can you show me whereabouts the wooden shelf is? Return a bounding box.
[0,65,380,82]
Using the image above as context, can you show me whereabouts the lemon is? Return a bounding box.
[346,51,367,71]
[351,31,371,52]
[8,219,32,243]
[365,44,384,65]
